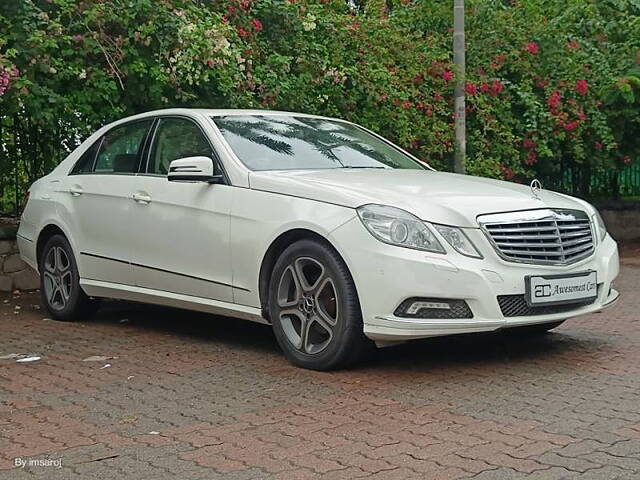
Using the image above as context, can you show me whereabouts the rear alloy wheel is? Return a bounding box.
[39,234,99,321]
[269,239,373,370]
[42,246,73,311]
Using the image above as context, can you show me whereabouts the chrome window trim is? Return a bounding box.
[477,208,595,266]
[144,114,230,185]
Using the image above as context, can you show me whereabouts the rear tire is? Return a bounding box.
[505,320,565,335]
[39,234,99,321]
[268,239,373,370]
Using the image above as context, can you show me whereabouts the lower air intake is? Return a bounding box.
[497,294,596,318]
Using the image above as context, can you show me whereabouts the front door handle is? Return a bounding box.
[132,192,152,204]
[69,186,83,196]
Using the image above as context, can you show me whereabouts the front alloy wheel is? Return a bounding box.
[277,257,339,355]
[269,239,372,370]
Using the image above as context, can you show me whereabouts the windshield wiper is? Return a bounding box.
[341,165,387,169]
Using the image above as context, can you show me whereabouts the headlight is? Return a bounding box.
[592,209,607,243]
[433,225,483,258]
[357,204,445,253]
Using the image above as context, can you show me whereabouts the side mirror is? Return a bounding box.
[167,156,223,183]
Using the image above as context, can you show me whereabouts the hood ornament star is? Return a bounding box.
[530,179,543,200]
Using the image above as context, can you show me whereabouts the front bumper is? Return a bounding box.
[329,217,620,342]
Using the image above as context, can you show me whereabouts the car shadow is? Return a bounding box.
[91,299,279,355]
[87,299,608,373]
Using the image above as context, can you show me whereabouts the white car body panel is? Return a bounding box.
[248,169,582,227]
[18,108,620,346]
[57,174,137,285]
[128,176,234,302]
[229,187,356,308]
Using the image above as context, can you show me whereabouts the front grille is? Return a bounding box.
[394,298,473,319]
[479,209,594,265]
[498,294,596,317]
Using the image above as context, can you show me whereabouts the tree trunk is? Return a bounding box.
[453,0,466,174]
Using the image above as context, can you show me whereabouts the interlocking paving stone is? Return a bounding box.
[1,263,639,479]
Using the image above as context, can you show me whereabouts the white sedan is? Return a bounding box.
[18,109,620,370]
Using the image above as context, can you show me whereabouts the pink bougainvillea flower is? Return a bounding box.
[575,79,589,96]
[525,150,538,165]
[237,27,251,38]
[564,120,580,132]
[442,70,454,82]
[547,90,562,110]
[500,164,515,180]
[522,138,536,149]
[577,111,587,121]
[525,42,539,54]
[480,82,491,93]
[623,156,632,165]
[465,82,478,96]
[490,79,504,96]
[567,41,580,50]
[251,18,263,32]
[401,100,411,109]
[595,142,603,150]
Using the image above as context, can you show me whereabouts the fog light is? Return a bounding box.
[406,301,451,314]
[394,297,473,319]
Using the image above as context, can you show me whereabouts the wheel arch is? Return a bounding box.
[36,223,71,267]
[258,228,350,323]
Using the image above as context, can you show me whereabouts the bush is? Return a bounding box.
[1,0,639,212]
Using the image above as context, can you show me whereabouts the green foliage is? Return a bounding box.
[1,0,639,212]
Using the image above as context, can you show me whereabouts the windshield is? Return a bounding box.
[212,115,425,171]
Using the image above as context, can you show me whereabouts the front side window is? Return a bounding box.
[148,118,215,175]
[94,120,152,173]
[212,115,425,171]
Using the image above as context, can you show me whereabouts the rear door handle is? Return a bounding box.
[132,192,152,204]
[69,186,83,196]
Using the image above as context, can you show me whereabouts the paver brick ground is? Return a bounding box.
[1,260,640,479]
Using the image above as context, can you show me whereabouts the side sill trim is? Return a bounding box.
[80,278,266,324]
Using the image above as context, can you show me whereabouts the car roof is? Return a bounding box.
[117,108,340,123]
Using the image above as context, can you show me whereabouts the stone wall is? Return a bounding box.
[0,227,40,292]
[600,208,640,242]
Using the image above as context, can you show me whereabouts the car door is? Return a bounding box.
[60,119,153,285]
[128,116,234,302]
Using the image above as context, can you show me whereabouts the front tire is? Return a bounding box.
[268,239,373,370]
[39,234,99,321]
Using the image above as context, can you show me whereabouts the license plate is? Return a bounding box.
[525,271,598,306]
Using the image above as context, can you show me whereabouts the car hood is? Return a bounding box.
[248,169,590,228]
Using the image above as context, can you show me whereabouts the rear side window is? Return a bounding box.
[71,138,102,174]
[93,120,152,173]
